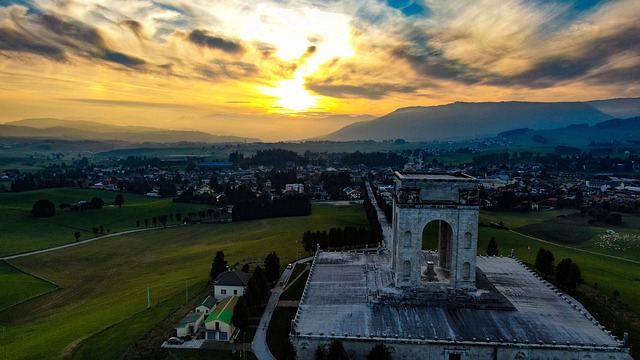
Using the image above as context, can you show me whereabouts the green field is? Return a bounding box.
[477,210,640,312]
[0,261,58,310]
[0,188,217,257]
[0,203,368,360]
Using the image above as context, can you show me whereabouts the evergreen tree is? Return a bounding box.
[314,345,328,360]
[535,248,554,276]
[114,193,124,208]
[486,236,499,256]
[232,296,249,332]
[556,258,582,289]
[264,252,280,283]
[244,276,262,309]
[210,251,228,282]
[328,339,348,360]
[367,344,391,360]
[278,340,297,360]
[253,266,269,299]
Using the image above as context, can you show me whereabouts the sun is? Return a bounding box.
[262,78,318,111]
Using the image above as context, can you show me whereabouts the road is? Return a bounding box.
[251,261,295,360]
[365,182,393,250]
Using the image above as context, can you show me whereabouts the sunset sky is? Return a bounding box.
[1,0,639,141]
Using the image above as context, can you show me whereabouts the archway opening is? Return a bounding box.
[421,220,453,283]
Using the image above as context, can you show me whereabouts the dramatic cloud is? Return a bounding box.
[187,30,244,54]
[0,0,639,141]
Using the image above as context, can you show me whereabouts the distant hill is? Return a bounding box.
[587,98,640,119]
[322,101,614,142]
[497,116,640,147]
[1,118,260,143]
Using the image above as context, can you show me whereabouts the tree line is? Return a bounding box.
[231,194,311,221]
[278,339,391,360]
[534,247,583,289]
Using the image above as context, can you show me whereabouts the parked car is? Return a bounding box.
[167,337,184,345]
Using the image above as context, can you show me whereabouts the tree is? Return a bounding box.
[253,266,269,300]
[114,194,125,208]
[92,227,99,236]
[74,231,81,241]
[32,199,55,218]
[555,258,582,289]
[535,248,554,276]
[210,251,228,282]
[158,214,168,228]
[327,339,348,360]
[278,340,297,360]
[486,236,499,256]
[232,296,249,332]
[367,344,391,360]
[89,197,104,209]
[264,252,281,283]
[314,345,328,360]
[244,276,262,309]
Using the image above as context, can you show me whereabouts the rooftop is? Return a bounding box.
[214,270,251,287]
[206,296,238,324]
[395,171,476,181]
[177,312,204,328]
[293,252,624,352]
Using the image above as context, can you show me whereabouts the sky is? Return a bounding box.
[0,0,639,141]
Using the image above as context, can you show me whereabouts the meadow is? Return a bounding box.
[0,202,368,360]
[477,209,640,309]
[0,188,216,257]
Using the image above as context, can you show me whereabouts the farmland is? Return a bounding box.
[0,188,216,257]
[0,202,368,360]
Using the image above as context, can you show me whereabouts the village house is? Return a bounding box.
[204,296,239,341]
[213,270,250,298]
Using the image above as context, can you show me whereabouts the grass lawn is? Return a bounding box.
[280,264,310,301]
[0,260,57,310]
[0,203,368,360]
[0,187,217,257]
[266,307,297,358]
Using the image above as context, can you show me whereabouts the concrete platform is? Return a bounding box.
[292,251,628,358]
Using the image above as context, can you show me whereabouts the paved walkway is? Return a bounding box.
[251,262,295,360]
[365,182,393,250]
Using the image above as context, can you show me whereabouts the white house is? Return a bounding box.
[205,296,238,341]
[213,270,250,299]
[195,295,217,315]
[175,312,205,337]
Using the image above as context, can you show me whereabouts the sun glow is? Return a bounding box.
[262,78,318,111]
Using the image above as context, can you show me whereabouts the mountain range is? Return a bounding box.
[322,98,640,142]
[2,98,640,144]
[0,118,260,143]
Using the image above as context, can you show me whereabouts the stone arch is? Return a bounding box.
[391,172,479,288]
[422,219,454,273]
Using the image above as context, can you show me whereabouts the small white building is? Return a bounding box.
[175,312,205,337]
[213,270,250,299]
[195,295,218,314]
[205,296,238,341]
